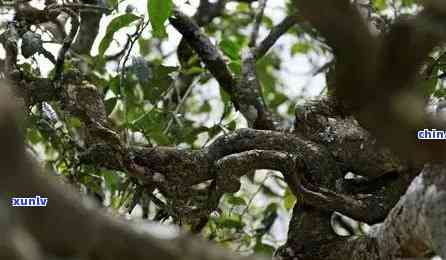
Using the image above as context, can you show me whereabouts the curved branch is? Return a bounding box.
[169,10,238,106]
[169,10,277,130]
[237,48,275,129]
[254,14,300,59]
[288,164,446,260]
[53,7,80,81]
[0,86,264,260]
[248,0,267,47]
[214,149,402,223]
[294,97,409,179]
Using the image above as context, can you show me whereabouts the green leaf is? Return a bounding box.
[142,64,177,103]
[99,14,140,56]
[419,58,438,97]
[183,66,206,76]
[219,82,233,119]
[254,203,278,236]
[401,0,415,7]
[421,76,438,97]
[226,195,247,206]
[168,116,203,144]
[132,109,170,145]
[214,216,244,230]
[291,42,311,55]
[284,187,296,210]
[201,101,212,113]
[26,128,42,144]
[434,87,446,98]
[219,39,241,61]
[226,120,237,131]
[106,0,119,8]
[254,242,275,256]
[228,61,241,75]
[373,0,387,10]
[103,170,123,192]
[148,0,173,38]
[104,97,118,115]
[138,37,152,56]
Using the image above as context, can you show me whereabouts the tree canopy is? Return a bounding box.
[2,0,446,259]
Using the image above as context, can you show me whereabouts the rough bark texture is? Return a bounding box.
[276,164,446,260]
[72,0,103,55]
[2,0,446,259]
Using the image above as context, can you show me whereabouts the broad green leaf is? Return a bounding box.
[142,64,177,103]
[103,170,123,192]
[219,39,241,61]
[148,0,173,38]
[104,97,118,115]
[98,14,140,56]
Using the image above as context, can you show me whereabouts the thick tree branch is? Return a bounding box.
[294,97,410,179]
[0,85,265,260]
[72,0,104,55]
[167,0,226,107]
[0,23,18,75]
[170,10,277,129]
[169,10,238,106]
[10,67,412,228]
[195,0,226,26]
[6,1,444,259]
[284,164,446,260]
[237,48,275,129]
[213,148,409,223]
[53,8,80,81]
[254,14,300,59]
[248,0,267,47]
[294,0,446,162]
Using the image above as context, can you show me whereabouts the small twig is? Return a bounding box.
[105,35,132,61]
[313,59,334,76]
[240,175,269,217]
[118,19,148,141]
[163,78,197,135]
